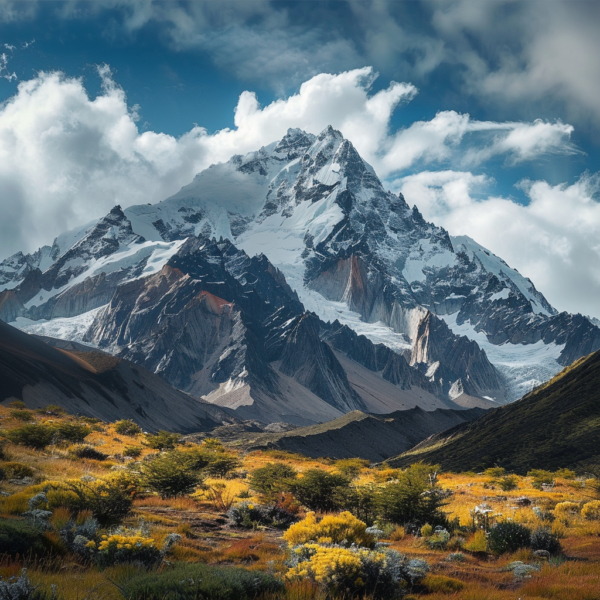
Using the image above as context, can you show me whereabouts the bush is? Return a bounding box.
[123,446,142,458]
[422,574,465,594]
[554,468,576,480]
[554,501,580,516]
[227,501,297,529]
[484,467,506,478]
[376,463,449,527]
[0,518,51,557]
[335,458,370,479]
[420,523,433,537]
[145,430,179,450]
[531,528,562,555]
[287,544,428,599]
[339,484,378,526]
[48,476,134,526]
[465,530,488,553]
[122,562,284,600]
[249,462,298,501]
[291,469,349,512]
[487,522,531,555]
[284,511,375,548]
[69,445,107,461]
[10,410,34,422]
[0,569,52,600]
[93,531,162,567]
[498,475,519,491]
[114,420,142,436]
[140,451,201,498]
[5,424,56,449]
[203,453,241,477]
[55,422,92,443]
[40,405,66,416]
[7,401,27,409]
[582,500,600,520]
[528,469,555,489]
[424,528,450,550]
[0,462,34,480]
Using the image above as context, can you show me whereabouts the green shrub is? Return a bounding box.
[203,453,241,477]
[0,462,34,480]
[49,477,134,526]
[487,521,531,555]
[114,419,142,436]
[7,401,26,409]
[123,446,142,458]
[554,468,576,480]
[335,458,370,479]
[498,475,519,491]
[528,469,555,489]
[69,445,107,461]
[0,518,51,557]
[531,528,562,555]
[145,430,179,449]
[291,469,349,512]
[55,422,92,443]
[5,424,56,449]
[39,404,66,415]
[140,451,201,498]
[376,463,449,527]
[122,562,284,600]
[484,467,506,478]
[10,409,34,422]
[249,462,298,501]
[227,501,297,529]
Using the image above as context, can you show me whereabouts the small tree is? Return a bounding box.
[145,430,180,450]
[114,419,142,436]
[249,463,298,501]
[335,458,370,479]
[291,469,350,512]
[141,451,202,498]
[376,463,449,527]
[487,521,531,555]
[56,422,92,443]
[5,424,56,449]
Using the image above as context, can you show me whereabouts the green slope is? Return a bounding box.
[387,350,600,473]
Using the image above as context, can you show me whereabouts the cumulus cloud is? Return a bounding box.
[394,170,600,318]
[0,66,579,259]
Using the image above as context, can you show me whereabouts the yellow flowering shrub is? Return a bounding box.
[95,532,161,567]
[287,544,363,592]
[581,500,600,520]
[554,501,580,516]
[286,543,424,599]
[283,512,374,547]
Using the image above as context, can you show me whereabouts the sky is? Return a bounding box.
[0,0,599,319]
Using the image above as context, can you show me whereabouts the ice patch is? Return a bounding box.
[10,306,105,344]
[441,312,564,401]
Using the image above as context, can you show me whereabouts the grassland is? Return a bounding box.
[0,404,599,599]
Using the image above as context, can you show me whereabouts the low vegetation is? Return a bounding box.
[0,403,599,600]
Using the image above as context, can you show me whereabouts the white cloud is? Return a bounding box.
[394,170,600,319]
[0,64,591,319]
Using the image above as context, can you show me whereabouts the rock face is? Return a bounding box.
[0,319,236,433]
[2,125,600,416]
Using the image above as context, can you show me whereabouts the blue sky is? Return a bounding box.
[0,0,599,317]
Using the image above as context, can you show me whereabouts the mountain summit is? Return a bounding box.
[1,126,599,423]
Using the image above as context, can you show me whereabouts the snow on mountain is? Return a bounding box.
[2,125,600,408]
[451,235,555,316]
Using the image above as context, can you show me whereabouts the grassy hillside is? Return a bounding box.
[388,349,600,473]
[225,407,486,461]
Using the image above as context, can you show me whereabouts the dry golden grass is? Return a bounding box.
[2,405,600,599]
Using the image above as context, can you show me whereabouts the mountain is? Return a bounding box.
[226,407,487,462]
[1,125,599,422]
[386,349,600,473]
[0,319,236,433]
